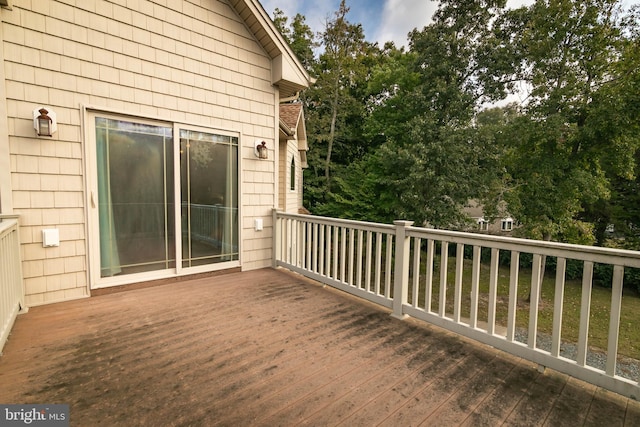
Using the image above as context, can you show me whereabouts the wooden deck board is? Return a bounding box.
[1,268,639,426]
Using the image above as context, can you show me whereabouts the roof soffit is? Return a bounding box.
[228,0,312,98]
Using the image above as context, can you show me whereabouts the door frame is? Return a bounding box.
[82,106,242,290]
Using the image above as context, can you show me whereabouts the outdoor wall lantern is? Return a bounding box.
[33,107,57,137]
[255,141,268,159]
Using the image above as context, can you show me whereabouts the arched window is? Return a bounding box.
[290,156,295,190]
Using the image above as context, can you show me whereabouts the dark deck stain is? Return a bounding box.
[1,268,638,426]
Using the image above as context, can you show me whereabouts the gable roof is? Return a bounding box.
[229,0,314,99]
[279,102,309,168]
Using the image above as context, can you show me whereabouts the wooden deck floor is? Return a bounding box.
[1,268,640,426]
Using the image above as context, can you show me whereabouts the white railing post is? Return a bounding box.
[391,220,413,320]
[272,209,281,268]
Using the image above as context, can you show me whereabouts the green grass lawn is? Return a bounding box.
[406,255,640,360]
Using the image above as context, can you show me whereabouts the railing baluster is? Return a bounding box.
[298,220,303,269]
[606,265,624,376]
[333,226,339,280]
[551,257,566,357]
[424,239,434,313]
[348,228,355,286]
[365,231,373,292]
[375,232,382,295]
[488,248,499,335]
[306,222,312,271]
[340,227,347,283]
[325,225,332,278]
[356,229,364,289]
[318,224,327,276]
[577,261,594,366]
[453,243,464,322]
[385,234,392,298]
[412,238,422,308]
[287,218,292,265]
[439,241,449,317]
[528,254,542,349]
[312,223,319,273]
[506,251,520,341]
[470,246,481,329]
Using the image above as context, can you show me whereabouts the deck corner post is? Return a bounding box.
[272,209,282,268]
[391,220,413,320]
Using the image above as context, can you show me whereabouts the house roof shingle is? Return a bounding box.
[280,103,302,131]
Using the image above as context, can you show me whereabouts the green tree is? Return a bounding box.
[501,0,639,244]
[317,0,367,188]
[359,0,511,227]
[272,8,317,71]
[302,1,383,214]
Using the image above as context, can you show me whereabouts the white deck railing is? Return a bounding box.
[0,215,25,354]
[273,210,640,399]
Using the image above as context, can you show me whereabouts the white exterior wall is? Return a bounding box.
[1,0,280,305]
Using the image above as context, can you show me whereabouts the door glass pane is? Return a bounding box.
[96,118,175,276]
[180,130,238,267]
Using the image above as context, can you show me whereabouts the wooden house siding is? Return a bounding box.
[0,0,304,305]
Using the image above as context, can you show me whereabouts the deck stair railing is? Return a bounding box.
[274,210,640,400]
[0,215,25,354]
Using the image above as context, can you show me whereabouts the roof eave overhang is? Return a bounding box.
[229,0,313,99]
[279,119,295,139]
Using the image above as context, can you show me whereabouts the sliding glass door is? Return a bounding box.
[91,114,239,284]
[179,129,238,267]
[96,118,175,276]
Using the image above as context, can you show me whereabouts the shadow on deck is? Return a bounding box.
[1,268,639,426]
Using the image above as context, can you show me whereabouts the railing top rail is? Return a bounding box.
[408,226,640,267]
[275,211,395,234]
[0,216,19,238]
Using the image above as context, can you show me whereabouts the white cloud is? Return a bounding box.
[374,0,438,48]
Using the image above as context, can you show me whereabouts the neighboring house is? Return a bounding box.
[464,200,515,235]
[0,0,313,305]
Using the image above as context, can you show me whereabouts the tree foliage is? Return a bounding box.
[272,0,640,248]
[500,0,640,243]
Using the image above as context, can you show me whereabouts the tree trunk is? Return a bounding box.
[324,91,339,190]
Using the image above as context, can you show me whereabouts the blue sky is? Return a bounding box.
[260,0,636,49]
[260,0,537,49]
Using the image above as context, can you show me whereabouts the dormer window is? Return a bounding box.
[501,218,513,232]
